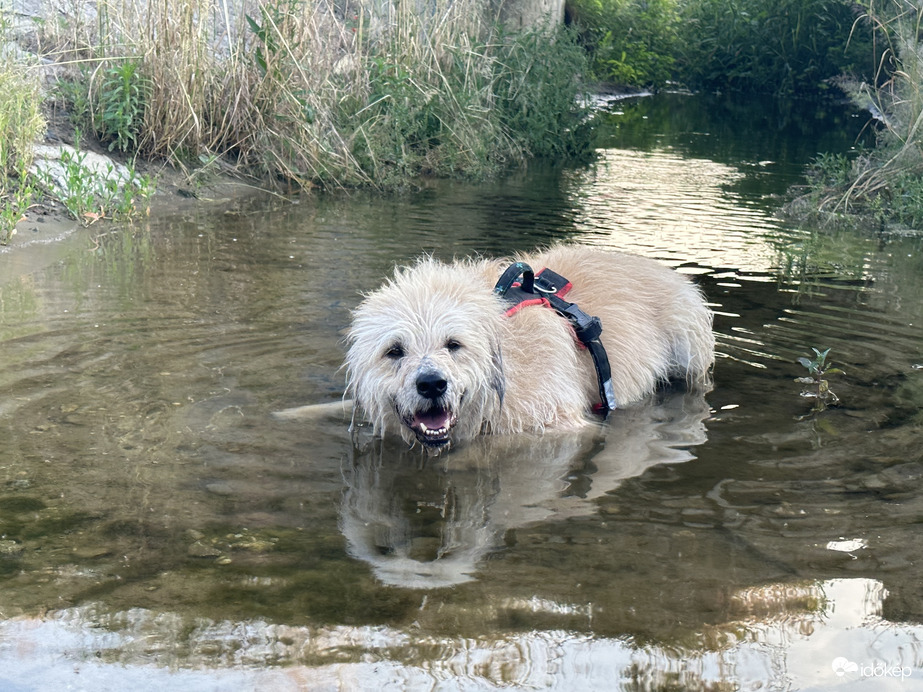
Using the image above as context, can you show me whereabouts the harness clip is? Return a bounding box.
[559,304,603,343]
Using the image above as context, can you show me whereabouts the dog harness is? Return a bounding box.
[493,262,618,414]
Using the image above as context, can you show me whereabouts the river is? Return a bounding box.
[1,92,922,691]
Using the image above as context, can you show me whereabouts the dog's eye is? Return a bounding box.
[445,339,462,352]
[384,344,404,359]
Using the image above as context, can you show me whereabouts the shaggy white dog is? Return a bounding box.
[344,245,714,452]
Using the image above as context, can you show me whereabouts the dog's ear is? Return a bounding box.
[490,341,505,407]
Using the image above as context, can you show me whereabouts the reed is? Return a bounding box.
[40,0,587,189]
[0,67,44,179]
[0,15,46,242]
[819,0,923,225]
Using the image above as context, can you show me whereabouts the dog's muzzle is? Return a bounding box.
[404,371,458,448]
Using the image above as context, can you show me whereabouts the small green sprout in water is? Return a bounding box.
[796,347,843,411]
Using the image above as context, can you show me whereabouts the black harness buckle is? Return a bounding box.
[559,304,603,343]
[494,262,618,414]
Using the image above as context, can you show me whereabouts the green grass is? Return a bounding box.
[569,0,876,95]
[0,45,45,242]
[571,0,679,88]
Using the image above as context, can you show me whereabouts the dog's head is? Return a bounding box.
[345,258,505,452]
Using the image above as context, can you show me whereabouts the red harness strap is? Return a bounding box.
[494,263,617,413]
[502,267,574,317]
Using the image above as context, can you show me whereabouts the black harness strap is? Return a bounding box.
[494,262,618,414]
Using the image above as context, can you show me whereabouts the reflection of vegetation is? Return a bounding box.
[772,222,875,296]
[594,93,870,202]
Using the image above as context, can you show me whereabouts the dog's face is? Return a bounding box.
[345,259,505,452]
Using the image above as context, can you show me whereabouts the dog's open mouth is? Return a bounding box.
[405,406,457,447]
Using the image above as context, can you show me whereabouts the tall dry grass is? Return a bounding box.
[38,0,585,188]
[0,13,46,240]
[0,58,45,183]
[827,0,923,216]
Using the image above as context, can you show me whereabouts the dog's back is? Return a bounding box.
[505,245,715,405]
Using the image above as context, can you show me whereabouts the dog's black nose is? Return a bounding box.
[416,372,448,400]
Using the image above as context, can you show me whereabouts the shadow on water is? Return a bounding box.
[1,92,923,689]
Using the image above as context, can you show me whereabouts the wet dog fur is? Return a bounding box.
[344,245,714,452]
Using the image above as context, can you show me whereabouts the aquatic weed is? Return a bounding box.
[796,347,843,412]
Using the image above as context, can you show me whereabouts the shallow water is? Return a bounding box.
[2,92,923,690]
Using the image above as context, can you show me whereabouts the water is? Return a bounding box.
[1,92,923,690]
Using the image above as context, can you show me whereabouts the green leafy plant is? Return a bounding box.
[675,0,875,96]
[245,0,300,77]
[0,167,36,244]
[96,60,149,152]
[33,131,155,224]
[0,47,45,242]
[111,162,155,217]
[796,347,843,411]
[59,146,99,218]
[809,152,853,189]
[571,0,678,88]
[55,72,93,129]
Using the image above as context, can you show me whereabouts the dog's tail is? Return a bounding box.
[667,286,716,387]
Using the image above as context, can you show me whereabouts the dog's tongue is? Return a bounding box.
[414,408,452,432]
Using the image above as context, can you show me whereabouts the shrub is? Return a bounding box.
[674,0,876,96]
[570,0,678,87]
[492,27,592,159]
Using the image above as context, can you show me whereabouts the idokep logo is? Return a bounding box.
[832,656,913,680]
[832,657,859,676]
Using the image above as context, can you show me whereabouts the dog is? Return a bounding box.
[344,245,714,452]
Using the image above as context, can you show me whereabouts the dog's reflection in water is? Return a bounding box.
[339,391,710,589]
